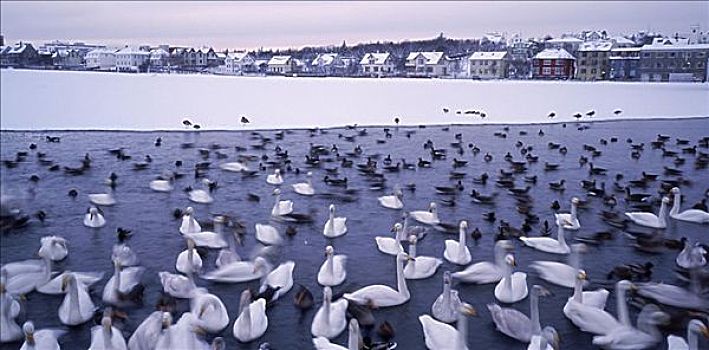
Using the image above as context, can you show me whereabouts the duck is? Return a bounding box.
[292,171,315,196]
[83,206,106,228]
[554,197,580,230]
[563,275,627,335]
[88,193,116,206]
[670,187,709,224]
[378,188,403,209]
[59,273,97,326]
[431,271,462,323]
[89,316,127,350]
[38,235,68,261]
[19,321,65,350]
[344,253,411,308]
[102,259,145,306]
[494,254,528,303]
[179,207,202,234]
[294,284,315,311]
[443,221,472,265]
[202,257,271,283]
[183,215,228,249]
[375,223,405,256]
[488,285,551,343]
[176,238,203,274]
[233,290,268,342]
[259,261,295,301]
[323,204,347,238]
[312,318,360,350]
[452,240,514,284]
[255,223,283,245]
[409,202,440,225]
[666,319,709,350]
[1,275,22,343]
[271,188,294,216]
[418,303,477,350]
[625,196,670,229]
[676,238,706,269]
[266,168,284,185]
[592,304,670,349]
[404,235,442,280]
[318,246,347,287]
[128,311,168,350]
[312,286,349,339]
[191,290,229,333]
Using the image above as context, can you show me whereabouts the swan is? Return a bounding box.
[111,243,139,266]
[419,303,477,350]
[88,193,116,206]
[676,238,706,269]
[452,240,513,284]
[344,253,411,308]
[176,238,203,274]
[312,318,360,350]
[402,211,428,240]
[529,243,589,288]
[293,171,315,196]
[494,254,528,303]
[323,204,347,238]
[554,197,581,230]
[670,187,709,224]
[404,235,442,279]
[318,246,347,287]
[233,290,268,342]
[202,257,271,283]
[179,207,201,234]
[1,276,22,343]
[519,220,570,254]
[592,304,670,349]
[410,202,440,225]
[35,270,104,295]
[443,221,471,265]
[191,290,229,333]
[128,311,168,350]
[19,321,65,350]
[312,286,349,339]
[563,275,626,335]
[149,178,174,192]
[3,256,52,295]
[266,169,284,185]
[188,188,213,204]
[38,236,68,261]
[255,223,283,245]
[431,271,462,323]
[184,216,228,249]
[89,316,127,350]
[216,225,241,268]
[102,259,145,306]
[84,206,106,228]
[58,273,97,325]
[219,161,249,172]
[374,223,404,256]
[259,260,295,301]
[159,271,202,298]
[271,188,293,216]
[527,326,560,350]
[666,319,709,350]
[636,281,709,311]
[156,312,210,350]
[378,188,403,209]
[488,285,551,343]
[625,196,670,229]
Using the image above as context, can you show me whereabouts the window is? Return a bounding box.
[696,52,706,58]
[656,52,664,58]
[591,68,596,74]
[364,67,370,72]
[643,52,651,58]
[426,67,433,73]
[580,60,587,65]
[592,52,598,58]
[580,68,587,74]
[542,67,551,75]
[373,67,379,72]
[669,52,676,58]
[581,52,588,58]
[698,61,705,68]
[655,62,663,68]
[543,59,551,66]
[554,67,563,75]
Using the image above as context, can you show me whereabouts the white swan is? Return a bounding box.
[36,270,104,295]
[378,188,403,209]
[149,178,174,192]
[1,276,22,343]
[666,319,709,350]
[452,240,513,284]
[563,275,626,335]
[2,256,52,295]
[529,243,588,288]
[488,285,551,343]
[19,321,65,350]
[188,188,213,204]
[111,243,139,267]
[374,223,404,256]
[519,220,570,254]
[312,318,360,350]
[676,238,706,269]
[431,271,462,323]
[202,257,271,283]
[293,171,315,196]
[404,235,442,280]
[38,236,68,261]
[220,161,249,173]
[184,216,228,249]
[271,188,293,216]
[527,326,560,350]
[88,193,116,206]
[259,260,295,301]
[128,311,167,350]
[233,290,268,342]
[318,246,347,287]
[191,290,229,333]
[419,303,477,350]
[410,202,440,225]
[494,254,528,303]
[159,271,202,299]
[323,204,347,238]
[625,196,669,229]
[344,253,411,308]
[58,273,96,326]
[155,312,210,350]
[670,187,709,224]
[84,206,106,228]
[102,260,145,306]
[312,286,349,339]
[255,223,283,245]
[592,304,670,349]
[89,317,127,350]
[266,169,284,185]
[179,207,202,234]
[176,238,203,275]
[443,221,471,265]
[554,197,580,230]
[636,281,709,311]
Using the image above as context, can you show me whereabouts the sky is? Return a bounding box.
[1,1,708,50]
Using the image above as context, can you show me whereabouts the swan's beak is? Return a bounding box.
[390,226,396,232]
[192,325,207,336]
[700,325,709,338]
[537,286,552,297]
[461,303,477,316]
[25,333,35,345]
[407,255,416,262]
[551,333,561,350]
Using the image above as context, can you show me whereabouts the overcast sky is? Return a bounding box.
[1,1,707,50]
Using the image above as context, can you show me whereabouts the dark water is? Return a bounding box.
[1,118,708,350]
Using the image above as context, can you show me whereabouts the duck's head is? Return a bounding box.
[22,321,35,344]
[459,303,477,316]
[325,245,334,256]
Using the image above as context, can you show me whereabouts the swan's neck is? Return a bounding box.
[572,276,583,303]
[307,178,313,188]
[671,195,680,216]
[458,228,467,258]
[658,201,668,226]
[113,264,121,293]
[637,317,662,340]
[347,323,360,350]
[442,281,451,306]
[402,218,409,237]
[187,247,195,271]
[557,226,568,250]
[456,311,468,349]
[241,302,252,335]
[43,257,52,282]
[396,226,405,241]
[214,220,223,235]
[568,248,581,270]
[494,245,506,268]
[571,202,577,218]
[326,254,334,277]
[273,195,281,212]
[409,242,417,258]
[503,263,513,291]
[531,290,541,335]
[323,294,331,324]
[688,325,699,350]
[103,327,112,349]
[396,257,409,299]
[617,287,631,326]
[68,280,81,320]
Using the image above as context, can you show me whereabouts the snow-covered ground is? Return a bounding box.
[1,69,707,130]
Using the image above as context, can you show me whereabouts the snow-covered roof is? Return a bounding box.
[215,52,227,59]
[611,47,641,52]
[8,43,32,54]
[641,43,709,51]
[87,48,117,56]
[533,48,575,60]
[469,51,507,60]
[578,41,614,52]
[546,37,583,44]
[406,52,445,65]
[268,55,292,65]
[149,48,169,58]
[483,33,506,44]
[359,52,391,65]
[611,36,635,45]
[116,47,150,55]
[228,51,251,61]
[312,53,338,66]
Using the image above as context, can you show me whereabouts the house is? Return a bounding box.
[468,51,508,79]
[310,53,350,75]
[609,47,641,81]
[40,40,104,58]
[52,49,83,68]
[85,48,117,71]
[149,48,170,67]
[611,36,636,48]
[507,35,542,79]
[227,51,256,74]
[268,55,296,74]
[576,41,614,80]
[0,42,39,67]
[544,37,583,57]
[359,52,396,77]
[115,47,150,72]
[405,51,449,77]
[532,48,575,79]
[639,39,709,82]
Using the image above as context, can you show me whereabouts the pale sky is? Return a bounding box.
[1,1,707,50]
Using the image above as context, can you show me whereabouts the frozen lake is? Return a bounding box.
[1,69,708,130]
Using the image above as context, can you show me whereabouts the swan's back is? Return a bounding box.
[128,311,163,350]
[563,300,620,335]
[418,314,457,350]
[344,285,400,306]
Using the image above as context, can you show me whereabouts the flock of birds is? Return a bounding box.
[1,113,708,350]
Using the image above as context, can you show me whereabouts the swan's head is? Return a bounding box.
[642,305,670,325]
[329,204,335,214]
[459,220,468,230]
[239,289,252,307]
[459,303,477,316]
[541,326,560,350]
[185,206,194,215]
[496,240,514,251]
[323,286,332,301]
[274,169,281,175]
[101,316,112,332]
[671,187,680,195]
[504,254,516,267]
[325,245,334,256]
[532,285,552,297]
[576,269,588,281]
[617,280,636,291]
[571,197,580,205]
[429,202,437,212]
[211,337,226,350]
[273,188,281,196]
[395,188,403,198]
[688,319,709,338]
[89,207,98,215]
[22,321,35,344]
[408,234,418,244]
[161,312,172,329]
[662,196,670,204]
[390,223,403,233]
[213,215,225,224]
[397,252,412,262]
[252,257,269,274]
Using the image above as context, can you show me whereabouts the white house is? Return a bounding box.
[359,52,396,77]
[405,51,449,77]
[84,48,117,71]
[51,49,83,68]
[149,48,170,67]
[268,55,295,74]
[116,47,150,72]
[227,51,256,74]
[468,51,508,79]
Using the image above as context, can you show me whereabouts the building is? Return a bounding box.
[85,48,117,71]
[544,37,583,57]
[359,52,396,77]
[268,55,296,74]
[229,51,256,74]
[52,49,83,68]
[576,41,614,80]
[149,48,170,68]
[468,51,508,79]
[405,51,449,77]
[0,42,39,66]
[532,48,575,79]
[115,47,150,72]
[40,40,104,57]
[639,38,709,82]
[611,36,637,48]
[609,47,641,81]
[310,53,351,76]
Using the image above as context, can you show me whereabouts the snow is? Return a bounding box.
[534,48,575,60]
[406,52,445,65]
[1,69,707,130]
[469,52,507,60]
[359,52,390,65]
[578,41,614,52]
[268,55,291,65]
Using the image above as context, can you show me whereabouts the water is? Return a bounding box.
[1,118,708,350]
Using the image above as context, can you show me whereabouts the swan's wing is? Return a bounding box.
[452,262,502,284]
[419,314,456,350]
[251,299,269,337]
[333,255,348,276]
[488,303,533,342]
[666,335,689,350]
[375,237,402,255]
[592,327,656,349]
[529,261,575,288]
[1,259,44,276]
[582,289,610,309]
[344,285,400,307]
[263,261,295,291]
[128,311,163,350]
[624,212,657,222]
[313,337,347,350]
[564,301,621,335]
[118,266,145,293]
[202,261,259,282]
